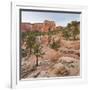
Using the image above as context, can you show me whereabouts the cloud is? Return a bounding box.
[21,10,80,26]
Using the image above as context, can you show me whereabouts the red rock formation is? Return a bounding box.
[21,23,32,32]
[21,20,56,32]
[43,20,56,32]
[32,23,44,32]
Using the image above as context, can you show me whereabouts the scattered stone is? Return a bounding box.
[48,63,69,77]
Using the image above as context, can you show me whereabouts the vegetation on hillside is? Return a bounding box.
[21,21,80,79]
[62,21,80,40]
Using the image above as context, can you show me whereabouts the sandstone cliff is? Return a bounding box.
[21,20,57,32]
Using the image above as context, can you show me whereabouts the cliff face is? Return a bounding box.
[21,23,32,32]
[32,23,44,32]
[43,20,56,32]
[21,20,56,32]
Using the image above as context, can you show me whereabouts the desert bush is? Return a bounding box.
[21,49,27,57]
[62,21,80,40]
[50,38,60,51]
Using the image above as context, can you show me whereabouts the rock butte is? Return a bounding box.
[21,20,62,32]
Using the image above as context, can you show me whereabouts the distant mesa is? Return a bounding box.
[21,23,32,32]
[21,20,62,32]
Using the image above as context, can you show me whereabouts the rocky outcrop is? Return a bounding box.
[60,40,80,50]
[59,48,80,59]
[21,20,56,32]
[43,20,56,32]
[31,23,44,32]
[21,23,32,32]
[58,56,80,76]
[42,46,61,62]
[48,63,69,77]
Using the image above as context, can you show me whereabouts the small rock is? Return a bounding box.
[58,56,78,64]
[48,63,69,77]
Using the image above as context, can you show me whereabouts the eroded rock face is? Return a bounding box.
[48,63,69,77]
[60,40,80,50]
[21,23,32,32]
[42,46,61,62]
[47,56,80,77]
[59,47,80,60]
[40,35,49,45]
[21,20,56,32]
[43,20,56,32]
[58,56,80,76]
[58,56,79,63]
[32,23,44,32]
[20,55,36,78]
[21,61,35,78]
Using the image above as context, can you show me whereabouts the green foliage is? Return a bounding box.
[21,49,27,57]
[71,21,80,40]
[22,31,45,66]
[50,39,60,51]
[26,32,36,55]
[21,30,61,63]
[32,43,45,57]
[21,32,28,42]
[62,21,80,40]
[62,28,71,40]
[26,32,36,47]
[32,43,45,66]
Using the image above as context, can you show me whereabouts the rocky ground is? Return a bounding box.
[21,39,80,79]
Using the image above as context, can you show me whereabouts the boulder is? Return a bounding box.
[48,63,69,77]
[58,56,79,63]
[58,56,80,76]
[60,40,80,50]
[42,46,61,62]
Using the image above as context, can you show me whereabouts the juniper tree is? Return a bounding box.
[50,38,60,51]
[32,43,45,66]
[26,32,36,56]
[26,31,45,66]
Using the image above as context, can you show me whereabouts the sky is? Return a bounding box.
[21,10,80,26]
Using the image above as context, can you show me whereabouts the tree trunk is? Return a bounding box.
[30,48,32,54]
[36,56,38,66]
[74,36,76,40]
